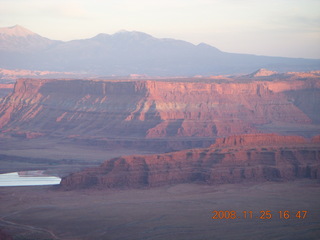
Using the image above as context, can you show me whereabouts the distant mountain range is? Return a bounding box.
[0,25,319,76]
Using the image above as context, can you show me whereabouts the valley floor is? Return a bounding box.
[0,137,156,177]
[0,180,319,240]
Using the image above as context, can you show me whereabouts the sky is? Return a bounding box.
[0,0,319,59]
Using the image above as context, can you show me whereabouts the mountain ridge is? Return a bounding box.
[0,25,36,37]
[0,25,319,76]
[0,25,59,53]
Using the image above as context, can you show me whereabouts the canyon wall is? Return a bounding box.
[60,134,320,190]
[0,76,319,149]
[0,83,13,98]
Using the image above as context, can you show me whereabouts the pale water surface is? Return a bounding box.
[0,170,61,186]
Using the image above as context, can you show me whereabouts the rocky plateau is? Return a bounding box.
[60,134,320,190]
[1,24,320,240]
[0,71,319,151]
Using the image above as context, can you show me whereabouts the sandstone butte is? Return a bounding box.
[60,134,320,190]
[0,73,319,150]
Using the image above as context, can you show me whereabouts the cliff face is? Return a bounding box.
[213,133,307,148]
[0,79,160,138]
[0,83,14,98]
[0,77,318,144]
[60,134,320,189]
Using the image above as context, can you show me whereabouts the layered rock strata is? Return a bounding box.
[0,76,319,146]
[0,83,14,98]
[60,134,320,190]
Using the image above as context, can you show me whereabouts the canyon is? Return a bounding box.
[0,70,319,183]
[0,71,320,240]
[60,134,320,190]
[1,21,319,240]
[0,71,319,152]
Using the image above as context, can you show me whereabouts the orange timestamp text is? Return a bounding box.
[211,210,308,220]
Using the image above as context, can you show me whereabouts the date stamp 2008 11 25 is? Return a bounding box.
[211,210,308,220]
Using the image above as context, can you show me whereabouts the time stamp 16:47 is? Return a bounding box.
[211,210,308,220]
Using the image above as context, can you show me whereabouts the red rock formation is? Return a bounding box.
[0,68,95,80]
[249,68,277,77]
[0,84,14,89]
[0,83,14,98]
[213,134,307,148]
[60,134,320,190]
[312,135,320,143]
[0,77,318,146]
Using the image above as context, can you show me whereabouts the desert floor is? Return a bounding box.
[0,180,319,240]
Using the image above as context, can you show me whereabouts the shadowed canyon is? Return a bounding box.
[1,71,320,149]
[1,23,320,240]
[1,70,319,184]
[0,69,319,240]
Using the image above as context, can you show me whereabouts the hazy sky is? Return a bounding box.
[1,0,319,58]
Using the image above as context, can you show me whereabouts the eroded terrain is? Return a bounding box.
[0,71,319,239]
